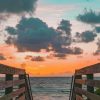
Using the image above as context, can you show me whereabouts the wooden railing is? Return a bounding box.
[0,64,33,100]
[70,63,100,100]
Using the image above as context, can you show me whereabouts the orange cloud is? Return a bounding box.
[0,44,99,77]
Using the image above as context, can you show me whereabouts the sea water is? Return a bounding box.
[30,77,71,100]
[0,77,72,100]
[0,77,100,100]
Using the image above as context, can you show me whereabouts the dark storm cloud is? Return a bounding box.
[5,36,16,45]
[94,39,100,55]
[57,20,72,35]
[77,9,100,24]
[31,56,44,61]
[0,0,37,13]
[6,17,83,58]
[6,17,72,51]
[0,54,6,60]
[6,17,58,52]
[74,31,97,43]
[95,26,100,33]
[6,27,17,35]
[57,20,72,46]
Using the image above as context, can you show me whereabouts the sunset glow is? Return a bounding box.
[0,0,100,77]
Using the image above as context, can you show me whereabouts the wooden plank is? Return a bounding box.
[76,63,100,75]
[26,74,33,100]
[19,75,25,88]
[0,64,25,74]
[75,79,100,88]
[71,75,76,100]
[18,94,25,100]
[75,75,82,97]
[76,95,84,100]
[75,87,100,100]
[87,74,94,100]
[0,79,25,89]
[0,87,25,100]
[5,74,13,95]
[24,74,31,100]
[69,76,74,100]
[87,74,94,93]
[18,75,25,98]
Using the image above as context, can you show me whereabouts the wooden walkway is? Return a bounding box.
[0,63,100,100]
[0,64,33,100]
[70,63,100,100]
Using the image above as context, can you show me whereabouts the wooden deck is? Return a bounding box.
[70,63,100,100]
[0,63,100,100]
[0,64,33,100]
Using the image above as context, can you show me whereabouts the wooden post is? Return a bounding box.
[24,74,32,100]
[19,74,25,88]
[19,74,25,98]
[70,75,76,100]
[5,74,13,94]
[26,74,33,100]
[69,76,74,100]
[87,74,94,100]
[75,74,82,99]
[19,74,32,100]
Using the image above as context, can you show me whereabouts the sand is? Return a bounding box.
[33,94,69,100]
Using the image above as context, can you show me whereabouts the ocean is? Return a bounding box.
[0,77,72,100]
[0,77,100,100]
[30,77,71,100]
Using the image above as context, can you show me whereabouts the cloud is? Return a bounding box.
[95,26,100,33]
[24,55,45,62]
[71,47,83,54]
[0,0,37,13]
[94,39,100,55]
[31,56,44,61]
[6,17,59,52]
[0,54,6,60]
[54,47,83,59]
[74,31,97,43]
[77,9,100,24]
[98,58,100,61]
[57,19,72,36]
[6,17,71,51]
[9,56,15,59]
[54,53,66,59]
[5,17,83,58]
[25,55,33,60]
[54,47,83,55]
[0,13,10,21]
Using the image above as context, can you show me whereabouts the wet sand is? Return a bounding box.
[33,94,69,100]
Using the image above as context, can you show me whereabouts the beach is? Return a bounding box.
[33,94,69,100]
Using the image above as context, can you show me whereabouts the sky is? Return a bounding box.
[0,0,100,77]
